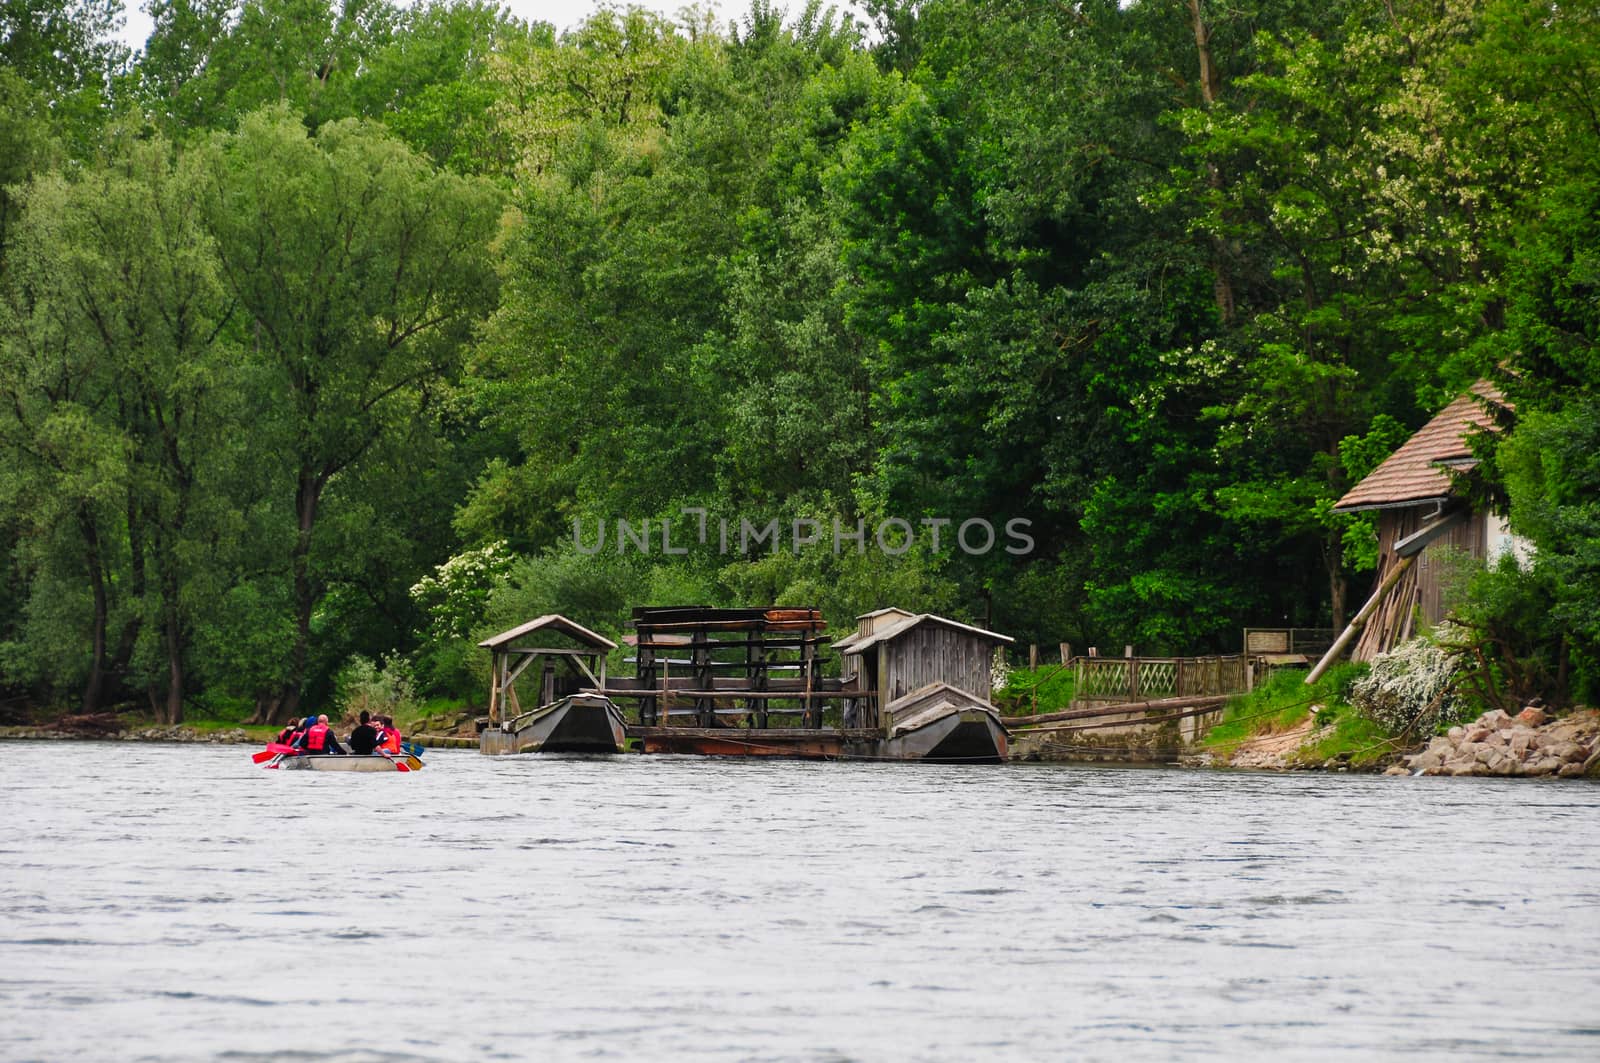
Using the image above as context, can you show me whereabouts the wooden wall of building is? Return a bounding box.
[1353,505,1492,661]
[877,626,995,705]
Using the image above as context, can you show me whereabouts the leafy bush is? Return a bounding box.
[334,654,421,722]
[1448,554,1572,711]
[1349,627,1464,735]
[994,661,1076,715]
[410,540,516,642]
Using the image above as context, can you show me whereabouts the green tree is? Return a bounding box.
[203,107,501,723]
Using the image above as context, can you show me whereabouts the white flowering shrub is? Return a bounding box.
[409,540,515,642]
[335,654,421,721]
[1350,625,1465,734]
[991,648,1012,694]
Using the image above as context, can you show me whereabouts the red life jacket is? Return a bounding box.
[306,723,330,751]
[276,725,295,744]
[381,728,401,754]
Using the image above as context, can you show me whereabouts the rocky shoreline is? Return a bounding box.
[0,724,255,744]
[1387,707,1600,778]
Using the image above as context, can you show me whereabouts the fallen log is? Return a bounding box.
[1008,701,1231,734]
[49,712,124,736]
[1000,694,1230,728]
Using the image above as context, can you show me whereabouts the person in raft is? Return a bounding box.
[275,719,298,745]
[346,710,381,756]
[283,716,312,748]
[378,716,403,755]
[295,714,346,755]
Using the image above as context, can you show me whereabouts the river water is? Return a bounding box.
[2,742,1598,1061]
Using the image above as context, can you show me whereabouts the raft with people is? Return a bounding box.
[254,711,426,771]
[269,751,423,771]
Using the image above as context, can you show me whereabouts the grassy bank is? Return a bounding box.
[1203,663,1403,769]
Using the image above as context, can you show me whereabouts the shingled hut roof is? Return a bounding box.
[1333,381,1504,513]
[843,613,1013,655]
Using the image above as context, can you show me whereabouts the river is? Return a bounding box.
[1,742,1597,1061]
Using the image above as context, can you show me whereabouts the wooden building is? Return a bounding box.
[834,607,914,689]
[1315,381,1523,670]
[840,613,1012,729]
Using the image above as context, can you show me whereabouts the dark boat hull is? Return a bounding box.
[880,708,1008,763]
[480,694,627,754]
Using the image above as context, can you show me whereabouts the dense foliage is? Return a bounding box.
[2,0,1597,722]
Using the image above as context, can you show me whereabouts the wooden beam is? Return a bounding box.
[498,646,603,657]
[487,652,503,726]
[1395,505,1468,557]
[1012,702,1228,733]
[571,654,599,688]
[1000,694,1229,728]
[582,687,862,701]
[1305,553,1417,684]
[504,651,539,690]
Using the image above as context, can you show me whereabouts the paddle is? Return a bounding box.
[401,741,425,757]
[252,742,298,764]
[378,751,413,772]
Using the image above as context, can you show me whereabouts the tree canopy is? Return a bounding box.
[3,0,1598,718]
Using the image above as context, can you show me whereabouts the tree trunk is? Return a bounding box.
[160,557,185,725]
[1327,531,1347,630]
[78,508,108,715]
[274,466,324,725]
[250,692,283,727]
[109,487,146,689]
[154,430,193,725]
[1185,0,1235,324]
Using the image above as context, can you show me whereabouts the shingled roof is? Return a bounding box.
[1333,381,1504,513]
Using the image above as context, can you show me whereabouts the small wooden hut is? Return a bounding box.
[838,614,1011,730]
[1311,381,1523,674]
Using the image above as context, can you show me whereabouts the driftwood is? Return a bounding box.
[49,712,123,736]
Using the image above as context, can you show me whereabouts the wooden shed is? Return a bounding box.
[841,612,1012,728]
[1313,381,1523,671]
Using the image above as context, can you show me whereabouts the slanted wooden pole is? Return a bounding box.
[487,651,502,726]
[1306,554,1417,685]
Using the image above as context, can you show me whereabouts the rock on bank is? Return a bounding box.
[1388,707,1600,779]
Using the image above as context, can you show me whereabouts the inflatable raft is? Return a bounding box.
[264,752,424,771]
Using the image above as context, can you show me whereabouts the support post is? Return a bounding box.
[1306,554,1417,685]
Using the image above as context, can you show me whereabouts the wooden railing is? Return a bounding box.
[1074,654,1249,704]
